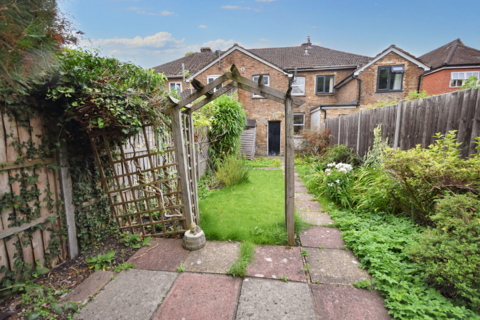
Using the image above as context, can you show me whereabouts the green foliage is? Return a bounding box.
[301,248,308,257]
[207,94,247,167]
[459,76,480,90]
[120,233,151,249]
[353,279,372,290]
[21,285,77,320]
[364,97,398,110]
[247,157,282,168]
[86,250,115,271]
[177,263,185,273]
[227,242,255,277]
[404,90,434,101]
[406,193,480,309]
[215,155,251,187]
[383,131,480,223]
[296,128,332,156]
[302,263,310,272]
[281,276,288,282]
[363,125,388,168]
[113,262,136,273]
[317,145,363,171]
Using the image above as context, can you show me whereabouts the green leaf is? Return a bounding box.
[64,301,79,312]
[52,302,63,314]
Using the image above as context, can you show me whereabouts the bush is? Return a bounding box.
[215,155,250,187]
[382,131,480,223]
[296,128,331,156]
[406,193,480,310]
[317,144,363,171]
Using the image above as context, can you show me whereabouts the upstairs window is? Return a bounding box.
[450,71,479,87]
[293,113,305,134]
[169,82,182,92]
[316,75,334,94]
[207,75,222,92]
[252,75,270,97]
[291,76,306,95]
[377,65,404,92]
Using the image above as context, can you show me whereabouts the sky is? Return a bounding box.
[59,0,480,69]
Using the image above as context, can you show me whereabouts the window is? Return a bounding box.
[252,75,270,97]
[316,75,334,94]
[169,82,181,92]
[377,65,404,91]
[291,76,305,95]
[207,75,222,92]
[450,71,479,87]
[293,113,305,134]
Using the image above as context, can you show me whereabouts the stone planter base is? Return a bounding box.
[183,228,206,251]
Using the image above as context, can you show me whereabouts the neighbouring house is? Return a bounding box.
[419,39,480,95]
[153,37,431,156]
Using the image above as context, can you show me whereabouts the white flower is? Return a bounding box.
[336,179,340,183]
[328,183,334,187]
[325,168,331,173]
[326,172,331,176]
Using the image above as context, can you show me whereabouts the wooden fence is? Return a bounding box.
[325,88,480,157]
[0,113,68,278]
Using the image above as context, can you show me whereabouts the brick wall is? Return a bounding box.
[358,51,424,106]
[335,77,359,104]
[422,68,480,95]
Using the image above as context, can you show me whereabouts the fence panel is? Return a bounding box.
[325,89,480,157]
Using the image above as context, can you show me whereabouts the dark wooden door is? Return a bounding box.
[268,121,281,155]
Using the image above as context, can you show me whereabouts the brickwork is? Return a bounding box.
[335,77,358,104]
[358,52,424,106]
[422,68,480,95]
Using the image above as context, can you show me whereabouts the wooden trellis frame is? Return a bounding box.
[91,64,304,245]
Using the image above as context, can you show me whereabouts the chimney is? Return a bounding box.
[200,47,212,53]
[307,36,311,46]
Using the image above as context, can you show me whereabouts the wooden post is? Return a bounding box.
[285,96,295,246]
[57,144,78,259]
[171,104,194,230]
[356,111,362,153]
[338,115,342,146]
[187,110,200,224]
[393,102,403,149]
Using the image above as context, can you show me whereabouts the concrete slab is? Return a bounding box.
[295,192,315,202]
[153,273,241,320]
[306,248,371,285]
[184,241,240,274]
[296,200,323,212]
[246,246,306,282]
[264,167,280,170]
[73,269,177,320]
[300,227,345,248]
[127,238,189,272]
[295,186,308,193]
[311,284,391,319]
[235,278,316,320]
[60,271,114,305]
[298,211,334,226]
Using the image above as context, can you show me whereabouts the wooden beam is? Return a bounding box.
[188,83,235,113]
[285,95,295,246]
[177,73,232,109]
[257,75,264,87]
[0,214,57,240]
[0,158,53,172]
[191,79,213,97]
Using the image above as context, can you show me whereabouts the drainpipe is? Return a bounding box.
[319,106,327,122]
[417,71,428,92]
[352,75,362,106]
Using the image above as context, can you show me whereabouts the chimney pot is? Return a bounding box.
[200,47,212,53]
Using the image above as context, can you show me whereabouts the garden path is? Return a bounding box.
[63,164,391,320]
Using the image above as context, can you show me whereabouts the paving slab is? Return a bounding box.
[300,227,345,248]
[295,192,315,202]
[246,245,306,282]
[235,278,316,320]
[153,273,241,320]
[184,241,239,274]
[296,200,323,212]
[295,186,308,193]
[127,238,189,272]
[73,269,177,320]
[60,271,114,305]
[311,284,391,319]
[306,248,371,285]
[298,211,334,226]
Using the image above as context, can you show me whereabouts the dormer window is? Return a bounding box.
[377,65,404,92]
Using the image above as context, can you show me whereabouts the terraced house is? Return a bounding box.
[153,37,475,156]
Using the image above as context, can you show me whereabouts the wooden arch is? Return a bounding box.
[165,65,305,245]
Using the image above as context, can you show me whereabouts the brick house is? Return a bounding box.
[419,39,480,95]
[153,38,430,156]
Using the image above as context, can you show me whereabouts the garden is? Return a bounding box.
[295,125,480,319]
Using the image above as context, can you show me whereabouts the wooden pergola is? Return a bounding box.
[165,65,305,245]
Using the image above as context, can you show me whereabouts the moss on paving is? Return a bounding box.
[199,169,307,245]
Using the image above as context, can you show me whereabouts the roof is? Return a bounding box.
[419,38,480,69]
[152,43,371,77]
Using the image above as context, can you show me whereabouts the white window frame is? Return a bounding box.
[293,113,305,135]
[450,71,479,88]
[207,75,222,92]
[291,76,306,95]
[252,75,270,98]
[169,82,182,92]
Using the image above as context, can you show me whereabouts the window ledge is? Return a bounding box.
[252,96,267,99]
[316,93,335,96]
[375,90,403,93]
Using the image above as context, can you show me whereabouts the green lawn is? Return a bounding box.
[199,169,307,245]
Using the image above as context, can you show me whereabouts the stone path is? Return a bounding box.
[67,165,391,320]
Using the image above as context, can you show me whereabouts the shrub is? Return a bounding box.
[404,90,433,101]
[317,144,363,171]
[406,193,480,310]
[296,128,331,156]
[215,155,251,187]
[382,131,480,223]
[363,125,388,168]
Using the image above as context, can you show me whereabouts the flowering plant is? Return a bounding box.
[320,162,354,208]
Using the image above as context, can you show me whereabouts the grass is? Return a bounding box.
[227,241,255,277]
[199,169,308,245]
[246,157,282,168]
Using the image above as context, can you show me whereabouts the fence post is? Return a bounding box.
[284,96,295,247]
[57,144,78,259]
[356,111,362,153]
[338,116,341,146]
[393,102,403,149]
